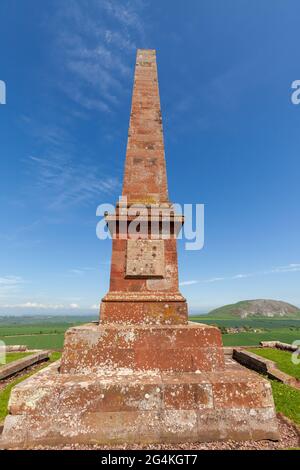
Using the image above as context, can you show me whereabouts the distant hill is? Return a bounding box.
[207,299,300,319]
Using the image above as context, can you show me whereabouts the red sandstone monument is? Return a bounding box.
[1,50,278,447]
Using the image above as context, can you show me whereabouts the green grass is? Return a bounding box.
[270,380,300,425]
[0,323,79,337]
[221,329,300,346]
[191,317,300,328]
[0,352,61,424]
[251,348,300,380]
[0,334,65,350]
[190,316,300,346]
[1,318,300,349]
[1,352,33,366]
[0,318,94,350]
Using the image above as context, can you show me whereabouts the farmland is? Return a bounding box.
[0,316,95,350]
[193,316,300,346]
[0,315,300,349]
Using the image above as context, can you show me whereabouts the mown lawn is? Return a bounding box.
[270,380,300,425]
[1,352,33,366]
[251,348,300,380]
[0,352,61,424]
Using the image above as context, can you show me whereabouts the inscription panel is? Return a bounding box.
[126,240,165,278]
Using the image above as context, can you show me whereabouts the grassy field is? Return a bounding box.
[251,348,300,380]
[192,316,300,328]
[0,325,71,336]
[192,316,300,346]
[0,352,61,424]
[1,334,66,350]
[0,316,94,350]
[0,315,300,349]
[221,329,300,346]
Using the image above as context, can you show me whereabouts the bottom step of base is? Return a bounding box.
[1,361,279,448]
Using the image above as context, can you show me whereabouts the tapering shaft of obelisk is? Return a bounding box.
[122,49,169,204]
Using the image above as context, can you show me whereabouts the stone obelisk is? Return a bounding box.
[100,48,188,327]
[59,51,224,374]
[1,50,278,447]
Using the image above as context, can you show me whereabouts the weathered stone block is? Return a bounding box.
[60,323,224,374]
[126,239,165,278]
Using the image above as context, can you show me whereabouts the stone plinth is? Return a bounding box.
[1,356,278,448]
[1,321,279,447]
[100,293,188,325]
[60,323,225,373]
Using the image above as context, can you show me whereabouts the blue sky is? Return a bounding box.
[0,0,300,315]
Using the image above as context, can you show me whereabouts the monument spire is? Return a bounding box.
[122,49,168,204]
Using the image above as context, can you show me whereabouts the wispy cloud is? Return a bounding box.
[69,269,86,276]
[28,150,120,210]
[0,276,24,286]
[0,276,26,297]
[53,0,146,113]
[231,273,252,279]
[18,2,145,216]
[19,113,121,211]
[180,263,300,286]
[266,263,300,274]
[68,267,97,276]
[1,301,80,310]
[90,303,99,310]
[204,277,226,283]
[179,280,198,286]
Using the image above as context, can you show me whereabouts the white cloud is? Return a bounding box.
[90,304,99,310]
[102,0,144,31]
[179,280,199,286]
[0,276,26,297]
[231,273,252,279]
[68,267,95,276]
[2,302,63,309]
[70,303,80,309]
[53,0,145,113]
[204,277,225,283]
[29,150,120,210]
[1,302,81,310]
[179,263,300,287]
[0,276,24,286]
[267,263,300,274]
[69,269,85,276]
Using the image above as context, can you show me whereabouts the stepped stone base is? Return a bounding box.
[1,324,279,448]
[60,323,224,373]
